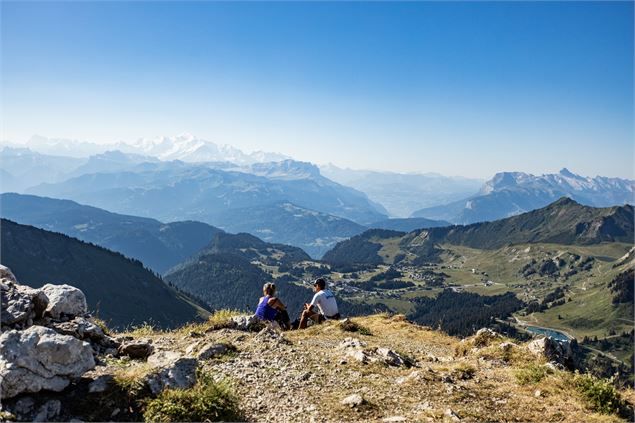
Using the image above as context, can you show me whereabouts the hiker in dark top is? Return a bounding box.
[255,282,291,330]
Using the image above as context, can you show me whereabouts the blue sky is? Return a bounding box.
[1,1,633,178]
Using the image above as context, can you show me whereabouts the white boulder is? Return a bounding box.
[527,337,573,365]
[41,284,88,319]
[0,325,95,398]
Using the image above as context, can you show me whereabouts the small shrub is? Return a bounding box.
[206,309,245,330]
[454,341,470,357]
[573,373,626,416]
[125,322,162,336]
[393,349,417,368]
[452,362,477,380]
[472,331,499,348]
[339,319,372,336]
[143,371,240,422]
[89,316,111,335]
[113,362,154,398]
[515,363,551,385]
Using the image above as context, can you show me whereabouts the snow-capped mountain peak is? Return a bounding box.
[17,134,290,165]
[120,134,290,164]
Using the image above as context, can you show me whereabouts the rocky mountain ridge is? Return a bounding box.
[320,164,483,217]
[27,160,388,226]
[1,266,632,422]
[412,169,635,224]
[325,198,635,267]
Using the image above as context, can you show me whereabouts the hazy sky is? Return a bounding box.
[1,1,633,179]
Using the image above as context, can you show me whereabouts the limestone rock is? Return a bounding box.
[230,314,263,331]
[444,408,460,421]
[148,350,182,367]
[255,327,289,344]
[33,400,61,422]
[145,357,198,395]
[339,337,366,349]
[49,316,118,351]
[197,343,229,360]
[12,397,35,418]
[0,265,17,283]
[1,269,49,329]
[527,337,572,366]
[339,339,410,367]
[118,339,154,359]
[88,374,114,393]
[9,397,61,423]
[396,370,421,385]
[341,394,364,408]
[41,284,88,319]
[346,349,369,363]
[0,326,95,398]
[376,347,409,367]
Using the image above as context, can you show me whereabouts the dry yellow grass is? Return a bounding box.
[102,313,632,422]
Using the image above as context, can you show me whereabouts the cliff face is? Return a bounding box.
[1,268,633,422]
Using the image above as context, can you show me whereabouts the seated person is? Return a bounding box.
[255,282,291,330]
[298,278,340,329]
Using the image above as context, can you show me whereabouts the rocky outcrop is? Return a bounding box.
[196,343,231,360]
[41,284,88,319]
[527,336,573,367]
[145,350,198,395]
[0,266,114,401]
[0,325,95,398]
[118,339,154,359]
[229,314,264,331]
[338,337,413,367]
[0,265,49,330]
[48,317,120,355]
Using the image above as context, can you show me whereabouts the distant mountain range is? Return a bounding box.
[0,193,222,274]
[212,202,367,258]
[0,193,453,262]
[26,159,389,226]
[118,134,291,164]
[0,219,206,329]
[0,147,84,192]
[323,198,635,267]
[10,134,290,164]
[4,138,633,255]
[320,164,483,218]
[412,169,635,224]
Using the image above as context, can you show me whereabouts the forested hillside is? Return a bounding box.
[0,219,206,329]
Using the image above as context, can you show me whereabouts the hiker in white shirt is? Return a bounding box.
[298,278,340,329]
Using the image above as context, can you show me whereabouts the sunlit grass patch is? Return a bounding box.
[515,363,552,385]
[121,321,164,337]
[339,318,373,336]
[143,371,240,422]
[573,373,628,416]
